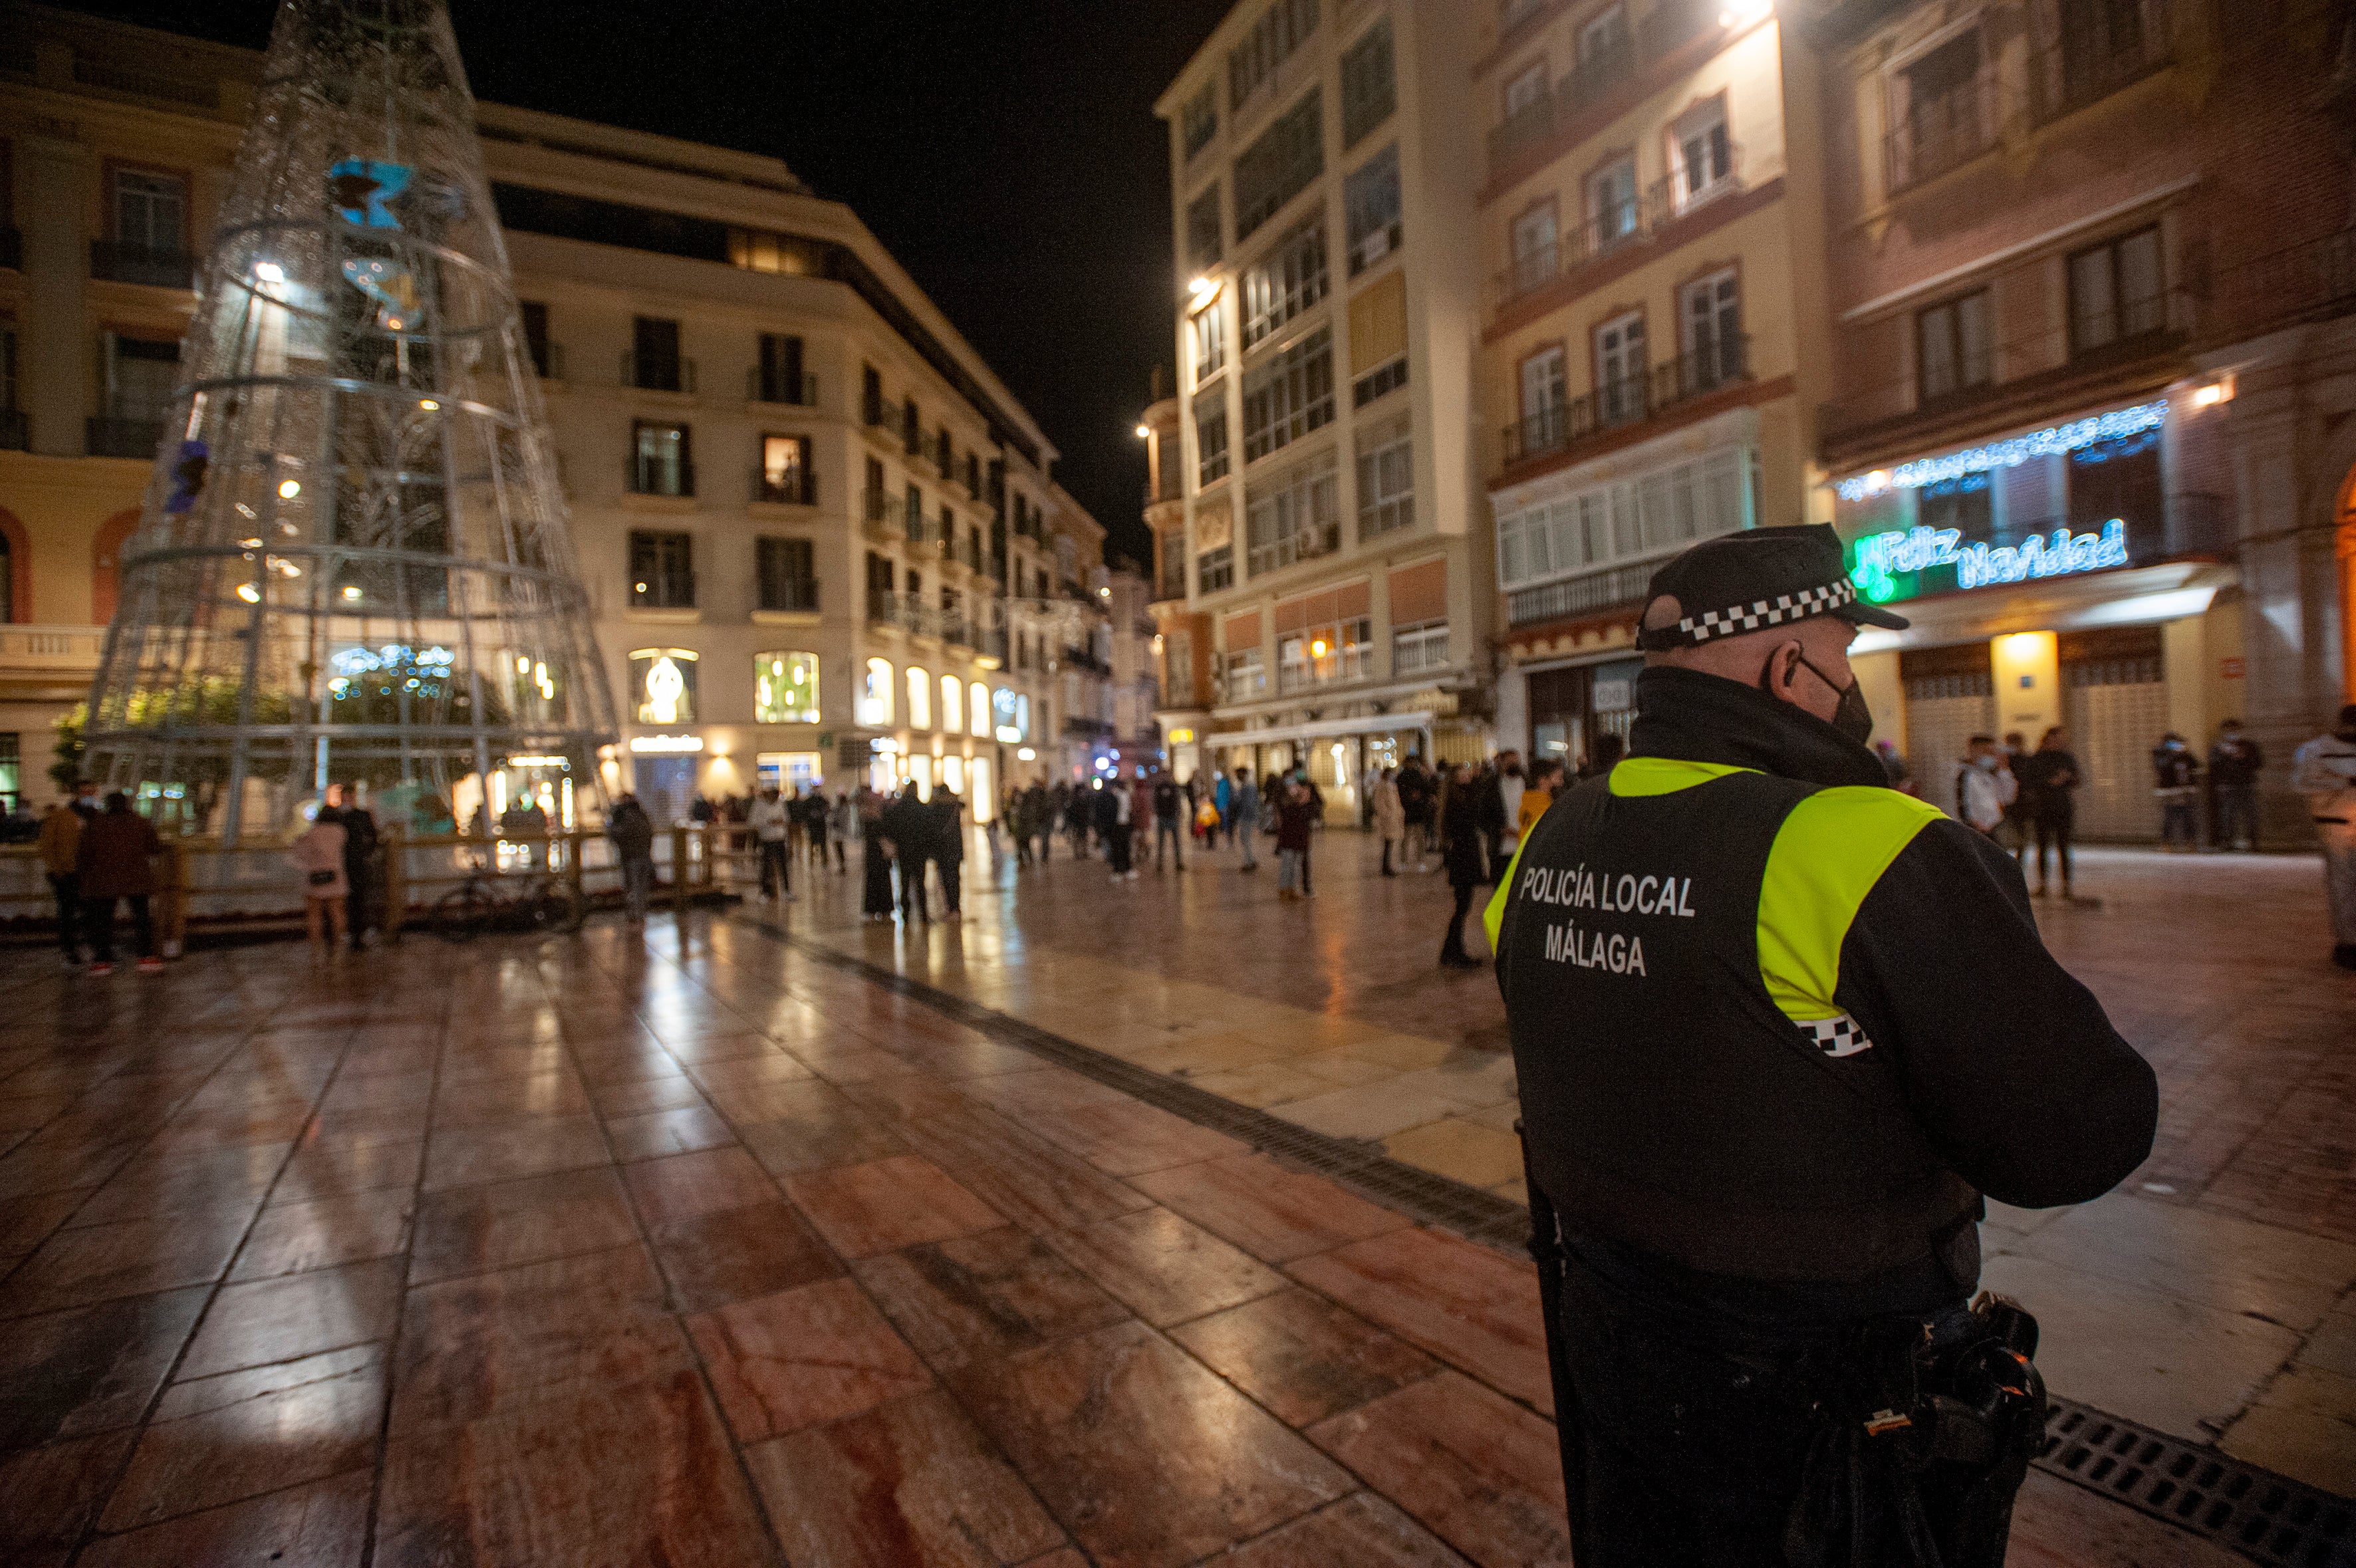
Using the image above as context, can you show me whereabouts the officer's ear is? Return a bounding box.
[1762,639,1805,702]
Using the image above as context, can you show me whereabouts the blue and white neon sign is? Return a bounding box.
[1835,402,2169,502]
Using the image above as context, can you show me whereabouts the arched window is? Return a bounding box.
[970,681,989,737]
[906,666,932,729]
[92,509,142,625]
[858,658,893,727]
[940,672,963,733]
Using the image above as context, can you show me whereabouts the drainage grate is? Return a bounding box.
[739,916,2356,1565]
[2036,1399,2355,1567]
[738,916,1533,1253]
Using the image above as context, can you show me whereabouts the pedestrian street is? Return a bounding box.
[0,899,2303,1566]
[783,829,2356,1509]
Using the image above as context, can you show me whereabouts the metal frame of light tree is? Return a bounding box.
[82,0,617,843]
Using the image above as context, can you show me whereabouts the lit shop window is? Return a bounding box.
[942,673,964,733]
[858,658,894,726]
[906,666,932,729]
[753,652,819,725]
[629,648,698,725]
[970,681,989,737]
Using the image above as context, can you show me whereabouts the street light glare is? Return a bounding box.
[1135,424,1152,439]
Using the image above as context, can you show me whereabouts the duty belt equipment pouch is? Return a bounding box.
[1784,1295,2048,1568]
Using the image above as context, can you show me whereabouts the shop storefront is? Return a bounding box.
[1208,713,1438,826]
[1833,390,2242,841]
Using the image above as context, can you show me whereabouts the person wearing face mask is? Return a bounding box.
[2152,733,2202,850]
[1956,735,2017,838]
[1484,525,2155,1567]
[2291,704,2356,970]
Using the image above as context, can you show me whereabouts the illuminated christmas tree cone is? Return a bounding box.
[80,0,616,843]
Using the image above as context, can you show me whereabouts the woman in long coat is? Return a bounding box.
[1436,763,1489,968]
[1373,766,1406,878]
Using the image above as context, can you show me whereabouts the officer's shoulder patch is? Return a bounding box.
[1607,757,1757,797]
[1758,786,1943,1023]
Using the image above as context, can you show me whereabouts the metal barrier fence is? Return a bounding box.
[0,825,783,950]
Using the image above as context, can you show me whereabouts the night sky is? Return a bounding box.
[57,0,1240,567]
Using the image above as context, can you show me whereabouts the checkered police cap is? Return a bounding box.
[1635,523,1907,651]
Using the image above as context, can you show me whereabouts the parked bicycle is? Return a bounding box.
[430,859,585,942]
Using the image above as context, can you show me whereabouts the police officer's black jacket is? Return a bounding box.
[1490,666,2157,1322]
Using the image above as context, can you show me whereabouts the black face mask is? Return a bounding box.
[1762,649,1875,747]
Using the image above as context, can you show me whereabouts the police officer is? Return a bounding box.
[1486,525,2157,1565]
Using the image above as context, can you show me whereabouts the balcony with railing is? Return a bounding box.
[1061,716,1116,740]
[1887,73,2000,192]
[622,353,698,396]
[1484,0,1715,189]
[90,240,194,289]
[759,577,820,614]
[1507,560,1654,630]
[751,467,817,507]
[627,453,695,499]
[2031,0,2172,126]
[746,368,817,406]
[1492,146,1745,317]
[86,416,163,459]
[2205,228,2356,343]
[1501,332,1752,473]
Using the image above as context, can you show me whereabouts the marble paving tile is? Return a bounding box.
[0,1429,138,1568]
[393,1243,690,1435]
[2006,1192,2356,1333]
[270,1135,423,1204]
[313,1069,434,1116]
[375,1368,779,1568]
[176,1257,403,1378]
[428,1069,590,1130]
[890,1106,1154,1234]
[946,1319,1353,1568]
[1170,1286,1440,1428]
[99,1343,385,1529]
[648,1198,843,1313]
[853,1225,1130,1371]
[784,1154,1005,1258]
[155,1342,384,1421]
[571,1039,686,1087]
[408,1166,641,1284]
[1130,1153,1412,1264]
[0,1186,94,1253]
[0,1286,211,1447]
[418,1113,607,1192]
[1042,1206,1288,1328]
[660,1031,781,1065]
[690,1275,934,1441]
[72,1140,294,1226]
[1218,1492,1473,1567]
[0,1206,251,1317]
[743,1388,1068,1568]
[1307,1372,1571,1568]
[1980,1253,2303,1439]
[586,1073,707,1118]
[2218,1363,2356,1497]
[603,1097,730,1158]
[2006,1470,2252,1567]
[307,1101,432,1149]
[76,1468,373,1568]
[229,1188,414,1280]
[838,1071,978,1120]
[150,1098,318,1154]
[1288,1229,1553,1416]
[620,1145,778,1228]
[0,1138,142,1202]
[735,1085,910,1176]
[1181,1061,1340,1109]
[684,1050,818,1094]
[1381,1118,1525,1189]
[1272,1078,1492,1143]
[1021,1097,1249,1176]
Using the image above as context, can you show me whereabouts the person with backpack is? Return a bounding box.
[287,805,349,957]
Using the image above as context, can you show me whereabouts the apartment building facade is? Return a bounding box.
[1157,0,1494,823]
[0,5,1091,823]
[1477,0,1835,771]
[1142,393,1218,777]
[1805,0,2353,839]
